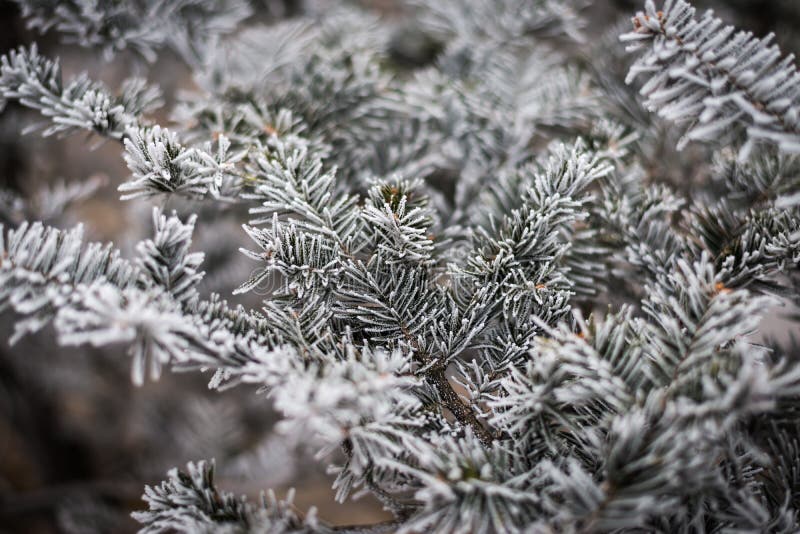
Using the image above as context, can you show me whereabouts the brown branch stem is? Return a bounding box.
[428,366,494,447]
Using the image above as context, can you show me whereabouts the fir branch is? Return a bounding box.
[2,1,800,531]
[134,460,326,533]
[13,0,252,64]
[0,45,159,139]
[623,0,800,158]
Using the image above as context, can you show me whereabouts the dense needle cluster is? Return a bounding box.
[2,0,800,532]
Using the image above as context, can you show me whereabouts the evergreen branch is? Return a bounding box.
[13,0,252,64]
[623,0,800,158]
[134,460,327,533]
[0,45,159,139]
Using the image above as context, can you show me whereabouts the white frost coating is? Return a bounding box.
[623,0,800,158]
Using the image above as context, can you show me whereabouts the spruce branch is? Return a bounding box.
[2,1,800,532]
[120,126,245,200]
[0,44,159,139]
[12,0,252,64]
[623,0,800,158]
[134,460,326,533]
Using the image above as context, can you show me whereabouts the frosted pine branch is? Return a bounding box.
[622,0,800,158]
[134,460,326,533]
[1,1,800,532]
[0,45,159,138]
[120,126,246,200]
[12,0,252,64]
